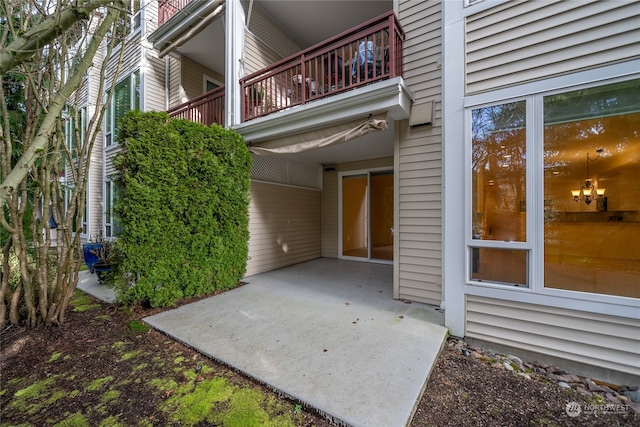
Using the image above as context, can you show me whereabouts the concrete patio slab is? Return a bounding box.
[77,270,116,304]
[144,258,447,427]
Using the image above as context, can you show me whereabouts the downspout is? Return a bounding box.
[165,56,169,111]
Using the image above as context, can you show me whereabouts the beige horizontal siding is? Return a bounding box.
[322,170,338,258]
[466,0,640,94]
[104,146,122,178]
[168,55,182,106]
[180,56,224,104]
[337,157,393,172]
[247,6,301,58]
[143,0,158,35]
[105,33,142,88]
[246,181,322,277]
[145,52,166,112]
[244,31,285,76]
[466,295,640,376]
[396,0,443,307]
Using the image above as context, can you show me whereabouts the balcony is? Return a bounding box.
[158,0,195,26]
[241,11,404,122]
[166,11,405,129]
[168,86,225,126]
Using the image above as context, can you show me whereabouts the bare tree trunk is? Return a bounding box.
[1,1,123,327]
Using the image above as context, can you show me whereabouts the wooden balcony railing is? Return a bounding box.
[240,11,404,122]
[167,86,225,127]
[158,0,195,26]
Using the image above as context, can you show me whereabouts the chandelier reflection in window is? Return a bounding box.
[571,149,606,205]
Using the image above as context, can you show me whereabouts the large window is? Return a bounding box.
[105,70,140,146]
[105,180,123,238]
[469,78,640,298]
[65,106,86,160]
[543,79,640,299]
[470,101,528,286]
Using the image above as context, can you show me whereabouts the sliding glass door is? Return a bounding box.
[341,170,393,262]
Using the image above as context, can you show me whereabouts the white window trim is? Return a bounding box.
[465,97,534,289]
[105,70,140,149]
[463,0,510,16]
[460,63,640,318]
[64,106,89,238]
[104,179,120,239]
[203,74,223,93]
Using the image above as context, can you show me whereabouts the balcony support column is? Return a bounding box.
[225,0,245,128]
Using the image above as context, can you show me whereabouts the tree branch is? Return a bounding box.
[0,5,121,206]
[0,0,119,75]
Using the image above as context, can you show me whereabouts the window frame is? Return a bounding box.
[65,106,87,160]
[203,75,223,93]
[104,179,122,238]
[105,70,140,148]
[464,70,640,311]
[466,96,535,289]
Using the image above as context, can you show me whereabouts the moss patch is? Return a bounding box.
[48,351,64,362]
[85,376,114,392]
[70,292,101,312]
[52,412,89,427]
[119,350,143,362]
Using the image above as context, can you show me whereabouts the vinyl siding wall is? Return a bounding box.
[179,56,224,104]
[396,0,442,306]
[466,0,640,94]
[466,295,640,381]
[246,181,322,277]
[322,171,338,258]
[145,51,167,112]
[168,55,183,107]
[243,7,301,75]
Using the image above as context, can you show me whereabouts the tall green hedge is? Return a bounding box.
[113,111,251,307]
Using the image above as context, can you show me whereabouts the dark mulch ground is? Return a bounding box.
[1,291,638,426]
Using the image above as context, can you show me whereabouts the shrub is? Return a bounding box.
[113,111,251,307]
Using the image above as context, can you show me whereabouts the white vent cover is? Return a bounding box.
[251,155,322,190]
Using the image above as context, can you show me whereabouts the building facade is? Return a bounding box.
[443,0,639,384]
[80,0,638,385]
